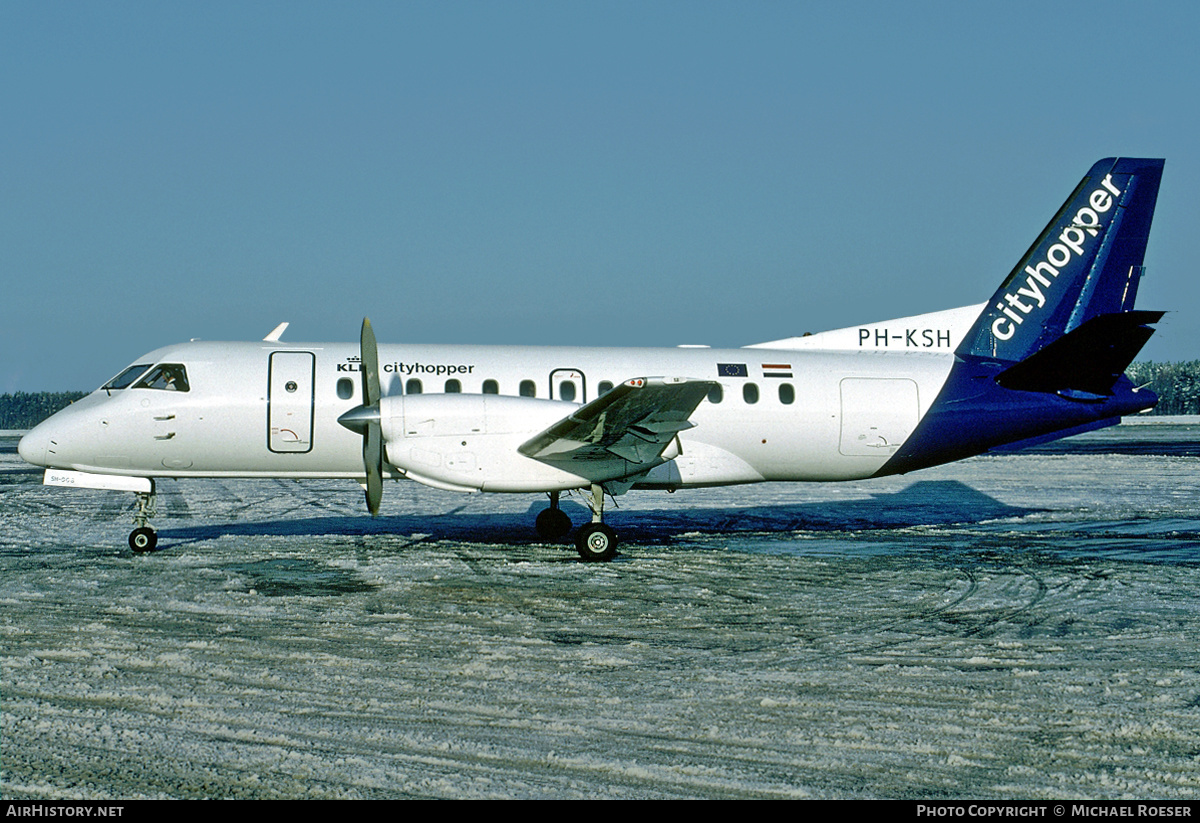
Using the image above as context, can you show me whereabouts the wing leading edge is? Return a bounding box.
[518,377,716,468]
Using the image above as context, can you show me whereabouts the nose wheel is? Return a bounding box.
[129,526,158,553]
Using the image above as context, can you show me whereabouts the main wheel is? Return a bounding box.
[575,523,618,562]
[536,507,572,541]
[129,527,157,553]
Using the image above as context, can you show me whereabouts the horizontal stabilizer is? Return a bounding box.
[995,310,1164,396]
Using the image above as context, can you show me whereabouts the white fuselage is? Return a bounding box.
[18,315,969,493]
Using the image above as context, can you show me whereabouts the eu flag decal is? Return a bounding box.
[718,363,748,377]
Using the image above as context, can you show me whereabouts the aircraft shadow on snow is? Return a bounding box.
[152,479,1039,551]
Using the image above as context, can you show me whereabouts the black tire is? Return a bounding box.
[575,523,618,562]
[535,507,572,541]
[129,527,157,553]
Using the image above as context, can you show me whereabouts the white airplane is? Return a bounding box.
[19,157,1166,561]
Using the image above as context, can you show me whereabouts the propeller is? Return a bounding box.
[337,317,385,516]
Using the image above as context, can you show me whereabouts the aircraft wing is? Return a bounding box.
[518,377,715,467]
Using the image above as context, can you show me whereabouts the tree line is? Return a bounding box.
[2,361,1199,429]
[0,391,88,430]
[1124,361,1200,415]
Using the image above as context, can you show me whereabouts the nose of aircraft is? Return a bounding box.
[18,395,109,471]
[17,427,48,467]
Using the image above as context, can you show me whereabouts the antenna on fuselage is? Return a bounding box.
[263,322,289,342]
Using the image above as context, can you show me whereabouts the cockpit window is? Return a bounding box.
[102,364,152,391]
[133,364,190,392]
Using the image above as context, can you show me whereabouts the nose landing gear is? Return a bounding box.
[128,484,158,553]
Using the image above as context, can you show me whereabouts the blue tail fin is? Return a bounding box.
[960,157,1164,362]
[878,158,1165,477]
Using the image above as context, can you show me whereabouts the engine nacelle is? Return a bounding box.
[377,394,592,492]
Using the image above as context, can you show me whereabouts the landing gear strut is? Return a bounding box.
[574,483,618,562]
[128,483,158,553]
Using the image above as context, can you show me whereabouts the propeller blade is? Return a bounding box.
[356,316,384,516]
[361,317,381,408]
[363,419,383,516]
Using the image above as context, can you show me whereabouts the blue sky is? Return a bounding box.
[3,1,1197,392]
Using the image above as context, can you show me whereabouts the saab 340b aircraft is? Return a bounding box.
[20,158,1166,561]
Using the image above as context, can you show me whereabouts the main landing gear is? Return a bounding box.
[536,485,619,563]
[535,491,573,541]
[128,484,158,553]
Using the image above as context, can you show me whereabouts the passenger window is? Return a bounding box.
[406,379,423,395]
[779,383,795,405]
[743,383,759,404]
[598,381,614,396]
[445,379,461,393]
[559,381,576,402]
[134,364,189,392]
[707,384,723,404]
[102,364,152,391]
[337,378,354,400]
[482,380,499,394]
[519,380,536,398]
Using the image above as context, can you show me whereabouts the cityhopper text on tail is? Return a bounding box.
[20,157,1167,561]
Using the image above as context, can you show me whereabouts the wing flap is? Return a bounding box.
[518,377,714,467]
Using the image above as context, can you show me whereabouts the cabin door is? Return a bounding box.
[268,351,316,453]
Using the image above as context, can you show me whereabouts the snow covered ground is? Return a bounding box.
[2,422,1199,799]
